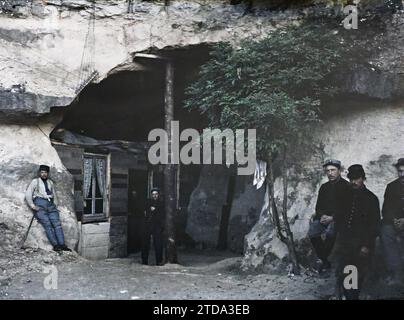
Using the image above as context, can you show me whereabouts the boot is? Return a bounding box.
[60,245,72,252]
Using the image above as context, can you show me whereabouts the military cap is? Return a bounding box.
[323,159,341,169]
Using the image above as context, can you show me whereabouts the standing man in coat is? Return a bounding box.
[308,159,350,273]
[334,164,380,300]
[380,158,404,284]
[141,187,165,266]
[25,165,71,252]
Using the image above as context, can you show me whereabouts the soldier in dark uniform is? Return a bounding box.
[308,159,349,273]
[380,158,404,284]
[334,164,380,300]
[141,188,165,266]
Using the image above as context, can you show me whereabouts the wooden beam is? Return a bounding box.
[164,60,178,264]
[134,53,169,60]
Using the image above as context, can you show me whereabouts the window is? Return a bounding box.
[83,154,108,222]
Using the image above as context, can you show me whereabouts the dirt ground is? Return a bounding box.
[1,248,403,300]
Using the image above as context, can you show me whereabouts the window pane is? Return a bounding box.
[95,178,102,198]
[84,199,92,215]
[95,199,104,214]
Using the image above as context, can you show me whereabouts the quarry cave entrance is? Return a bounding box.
[49,44,242,261]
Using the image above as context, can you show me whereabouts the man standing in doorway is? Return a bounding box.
[141,187,165,266]
[334,164,380,300]
[308,159,349,273]
[25,165,71,252]
[380,158,404,284]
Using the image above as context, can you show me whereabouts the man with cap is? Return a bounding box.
[380,158,404,284]
[308,159,350,273]
[25,165,71,252]
[334,164,380,300]
[141,187,165,266]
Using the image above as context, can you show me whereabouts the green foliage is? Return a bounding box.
[184,19,379,161]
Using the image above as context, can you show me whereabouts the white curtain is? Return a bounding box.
[95,158,106,197]
[83,158,93,198]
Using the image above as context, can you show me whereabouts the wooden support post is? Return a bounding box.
[164,59,178,264]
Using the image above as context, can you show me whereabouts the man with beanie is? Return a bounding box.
[380,158,404,284]
[25,165,71,252]
[141,187,165,266]
[308,159,350,273]
[334,164,380,300]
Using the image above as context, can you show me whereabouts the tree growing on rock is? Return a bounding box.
[184,19,377,274]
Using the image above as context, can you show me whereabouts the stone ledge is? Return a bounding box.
[81,222,110,234]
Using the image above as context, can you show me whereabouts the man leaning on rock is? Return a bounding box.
[25,164,71,252]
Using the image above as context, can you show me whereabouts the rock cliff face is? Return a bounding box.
[186,166,265,252]
[0,0,292,121]
[0,0,403,266]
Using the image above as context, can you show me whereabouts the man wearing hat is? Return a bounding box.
[334,164,380,300]
[380,158,404,284]
[25,165,71,252]
[308,159,350,273]
[141,187,165,266]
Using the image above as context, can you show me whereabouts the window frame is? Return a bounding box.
[82,153,110,223]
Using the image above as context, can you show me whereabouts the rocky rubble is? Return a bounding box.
[0,246,81,298]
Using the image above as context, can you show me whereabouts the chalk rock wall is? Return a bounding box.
[186,165,231,248]
[0,0,297,121]
[227,175,266,253]
[186,166,265,252]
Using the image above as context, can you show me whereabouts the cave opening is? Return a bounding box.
[52,45,211,142]
[48,43,240,261]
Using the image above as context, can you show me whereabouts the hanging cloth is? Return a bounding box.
[253,160,267,190]
[83,158,93,198]
[95,158,106,197]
